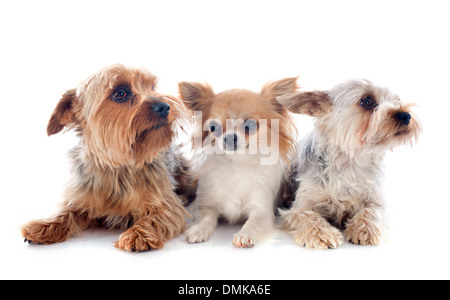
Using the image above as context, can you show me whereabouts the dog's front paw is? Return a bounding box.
[344,209,384,245]
[186,223,214,244]
[115,226,163,252]
[295,225,343,249]
[233,232,255,248]
[345,220,383,245]
[22,220,70,245]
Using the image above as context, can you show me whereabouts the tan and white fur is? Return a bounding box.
[22,64,192,252]
[278,79,421,249]
[179,78,297,247]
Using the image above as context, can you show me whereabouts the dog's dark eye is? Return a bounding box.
[209,121,219,132]
[209,121,222,136]
[360,95,377,110]
[243,119,257,135]
[112,87,131,103]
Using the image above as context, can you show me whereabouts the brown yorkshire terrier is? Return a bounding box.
[21,64,192,252]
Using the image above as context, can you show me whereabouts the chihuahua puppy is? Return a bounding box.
[179,78,297,247]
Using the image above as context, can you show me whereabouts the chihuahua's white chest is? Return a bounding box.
[194,154,284,223]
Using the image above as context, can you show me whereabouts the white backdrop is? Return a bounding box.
[1,0,449,280]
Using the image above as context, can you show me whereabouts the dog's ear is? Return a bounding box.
[276,91,333,117]
[47,89,79,136]
[178,82,215,111]
[261,77,298,112]
[261,77,299,99]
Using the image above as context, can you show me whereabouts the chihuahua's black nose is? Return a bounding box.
[224,134,238,150]
[151,102,170,118]
[394,111,411,126]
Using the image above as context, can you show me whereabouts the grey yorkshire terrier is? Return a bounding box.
[277,79,421,249]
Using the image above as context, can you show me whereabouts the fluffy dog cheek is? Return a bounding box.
[132,126,173,164]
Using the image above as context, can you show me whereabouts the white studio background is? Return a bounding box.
[1,0,449,280]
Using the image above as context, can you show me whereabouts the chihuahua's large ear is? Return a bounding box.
[178,82,215,111]
[47,89,79,136]
[277,91,333,117]
[261,77,299,99]
[261,77,298,112]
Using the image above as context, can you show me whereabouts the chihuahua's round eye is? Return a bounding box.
[208,121,222,136]
[243,119,257,135]
[209,121,219,132]
[112,87,131,103]
[360,95,377,110]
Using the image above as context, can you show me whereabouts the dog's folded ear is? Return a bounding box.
[47,89,79,136]
[178,82,215,112]
[276,91,333,117]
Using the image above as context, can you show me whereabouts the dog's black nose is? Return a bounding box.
[224,134,238,149]
[394,111,411,126]
[151,102,170,118]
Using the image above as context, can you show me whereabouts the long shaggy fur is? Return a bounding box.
[277,79,421,249]
[22,64,191,252]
